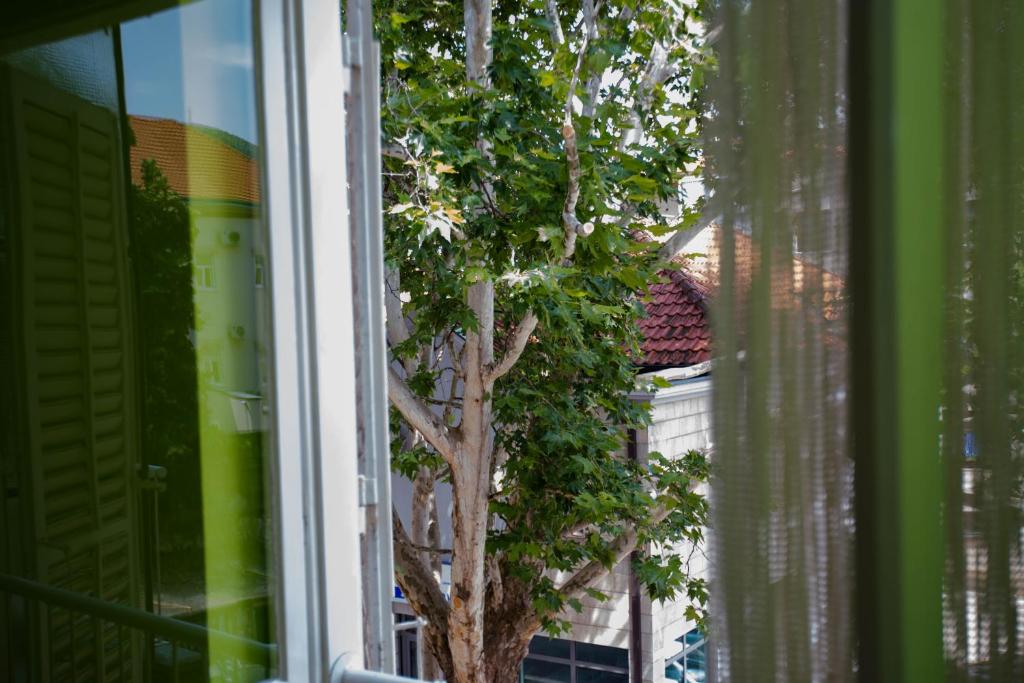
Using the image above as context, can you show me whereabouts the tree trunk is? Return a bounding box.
[483,631,533,683]
[411,464,444,680]
[448,3,495,679]
[486,652,531,683]
[447,440,491,681]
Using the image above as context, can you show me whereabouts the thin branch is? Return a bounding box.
[421,395,462,407]
[486,552,504,608]
[611,30,687,231]
[443,356,461,428]
[409,542,453,555]
[486,311,538,383]
[658,210,721,260]
[581,0,601,120]
[388,366,458,465]
[445,330,464,379]
[385,269,411,353]
[617,34,680,152]
[560,518,597,541]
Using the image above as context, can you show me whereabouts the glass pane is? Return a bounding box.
[0,0,277,680]
[573,641,629,669]
[528,636,571,659]
[522,658,571,683]
[575,666,628,683]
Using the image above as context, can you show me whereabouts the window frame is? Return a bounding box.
[0,0,385,679]
[523,638,630,683]
[256,0,369,679]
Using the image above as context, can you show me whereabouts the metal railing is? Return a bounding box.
[1,572,275,681]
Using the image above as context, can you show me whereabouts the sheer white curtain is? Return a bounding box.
[706,1,1024,681]
[706,1,852,680]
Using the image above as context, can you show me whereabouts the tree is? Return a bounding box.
[129,160,204,559]
[376,2,711,680]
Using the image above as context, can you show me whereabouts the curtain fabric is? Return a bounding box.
[706,1,852,680]
[706,1,1024,680]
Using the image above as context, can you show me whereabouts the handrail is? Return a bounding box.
[330,655,425,683]
[0,573,276,661]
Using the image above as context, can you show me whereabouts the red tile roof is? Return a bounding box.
[682,225,846,321]
[128,116,261,204]
[638,269,711,368]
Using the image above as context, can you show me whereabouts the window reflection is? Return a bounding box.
[0,1,276,680]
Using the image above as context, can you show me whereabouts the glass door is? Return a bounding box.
[1,1,278,679]
[0,1,369,681]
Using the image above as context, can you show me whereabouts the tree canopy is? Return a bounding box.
[374,1,712,680]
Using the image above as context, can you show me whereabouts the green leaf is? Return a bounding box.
[651,376,672,389]
[389,11,411,29]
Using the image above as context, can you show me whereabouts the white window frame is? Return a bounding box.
[258,0,386,680]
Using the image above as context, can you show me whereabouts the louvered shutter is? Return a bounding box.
[5,66,140,682]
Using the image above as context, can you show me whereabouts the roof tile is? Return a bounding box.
[128,116,260,204]
[637,269,711,369]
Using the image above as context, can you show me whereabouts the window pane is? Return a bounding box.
[0,0,277,680]
[522,658,571,683]
[576,666,628,683]
[573,641,629,669]
[528,636,571,659]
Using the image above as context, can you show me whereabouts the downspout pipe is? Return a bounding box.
[627,428,644,683]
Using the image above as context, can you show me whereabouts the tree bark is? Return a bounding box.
[484,568,540,683]
[448,282,493,681]
[442,3,497,682]
[411,463,444,680]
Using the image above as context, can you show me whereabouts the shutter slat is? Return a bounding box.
[7,66,140,680]
[38,398,85,426]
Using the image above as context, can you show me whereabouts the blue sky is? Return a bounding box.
[121,0,258,143]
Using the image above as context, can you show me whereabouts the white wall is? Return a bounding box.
[648,385,711,683]
[559,375,712,682]
[645,376,711,682]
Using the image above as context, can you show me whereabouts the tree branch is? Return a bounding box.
[560,31,593,262]
[554,504,673,603]
[486,311,538,383]
[610,30,686,231]
[393,507,451,626]
[382,143,412,161]
[658,210,720,261]
[580,0,601,119]
[408,542,453,555]
[385,269,411,352]
[464,0,493,85]
[544,0,565,47]
[617,33,680,152]
[388,366,458,464]
[560,518,597,541]
[444,329,465,378]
